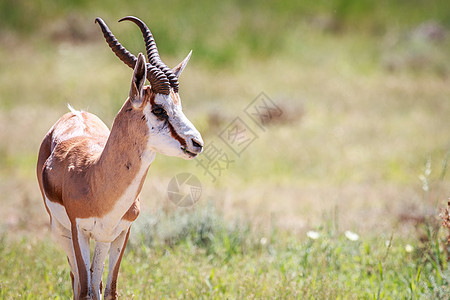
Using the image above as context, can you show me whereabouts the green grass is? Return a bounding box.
[0,207,448,298]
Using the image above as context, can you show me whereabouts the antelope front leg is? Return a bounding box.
[104,228,131,300]
[72,223,92,299]
[91,241,110,300]
[50,218,80,299]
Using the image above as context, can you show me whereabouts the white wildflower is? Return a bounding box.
[260,237,268,245]
[385,240,391,247]
[345,230,359,241]
[405,244,414,253]
[306,231,320,240]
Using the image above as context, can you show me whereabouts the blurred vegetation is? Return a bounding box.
[1,0,450,68]
[0,0,449,298]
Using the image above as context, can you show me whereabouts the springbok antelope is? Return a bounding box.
[36,16,203,299]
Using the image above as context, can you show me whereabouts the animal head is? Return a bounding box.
[95,16,203,159]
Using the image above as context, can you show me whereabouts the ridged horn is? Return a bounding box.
[119,16,180,93]
[95,17,137,68]
[95,17,170,95]
[146,64,170,95]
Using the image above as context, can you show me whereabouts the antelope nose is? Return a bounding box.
[191,138,203,151]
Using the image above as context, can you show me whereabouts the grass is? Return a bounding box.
[0,207,448,298]
[0,0,449,298]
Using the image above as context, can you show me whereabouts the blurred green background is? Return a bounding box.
[0,0,449,298]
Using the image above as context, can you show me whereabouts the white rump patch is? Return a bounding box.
[67,103,84,120]
[45,196,71,230]
[67,103,86,131]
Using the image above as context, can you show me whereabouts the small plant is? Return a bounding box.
[439,201,450,244]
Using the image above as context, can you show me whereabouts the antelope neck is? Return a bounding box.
[91,100,155,209]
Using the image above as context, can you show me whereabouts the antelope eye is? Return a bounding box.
[152,107,167,118]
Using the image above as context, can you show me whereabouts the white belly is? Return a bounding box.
[45,195,132,243]
[44,150,154,242]
[76,216,132,243]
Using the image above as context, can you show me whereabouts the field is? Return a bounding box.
[0,0,449,298]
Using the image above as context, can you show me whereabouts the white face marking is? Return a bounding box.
[143,92,203,159]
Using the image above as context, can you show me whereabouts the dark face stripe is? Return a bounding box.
[150,91,186,147]
[167,121,187,147]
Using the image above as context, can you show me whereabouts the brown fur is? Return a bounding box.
[170,90,180,105]
[37,87,154,223]
[35,50,200,299]
[37,87,154,299]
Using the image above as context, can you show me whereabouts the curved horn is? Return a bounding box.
[95,17,137,69]
[146,64,170,95]
[119,16,180,93]
[95,17,170,95]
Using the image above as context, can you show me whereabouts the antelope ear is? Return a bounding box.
[129,53,147,109]
[172,50,192,78]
